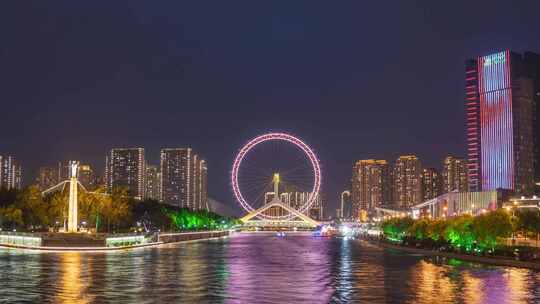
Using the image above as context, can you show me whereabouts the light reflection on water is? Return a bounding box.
[0,234,540,303]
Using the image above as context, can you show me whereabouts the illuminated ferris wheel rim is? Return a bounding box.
[231,132,321,219]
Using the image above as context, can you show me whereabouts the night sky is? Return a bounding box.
[2,2,540,216]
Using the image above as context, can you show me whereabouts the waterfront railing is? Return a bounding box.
[0,231,42,247]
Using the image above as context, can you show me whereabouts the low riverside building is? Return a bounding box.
[410,190,511,219]
[502,195,540,211]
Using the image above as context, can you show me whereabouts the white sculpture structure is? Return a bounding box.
[67,161,79,233]
[41,161,83,233]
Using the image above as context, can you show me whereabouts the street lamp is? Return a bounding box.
[443,206,448,218]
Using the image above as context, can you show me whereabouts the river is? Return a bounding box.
[1,232,539,303]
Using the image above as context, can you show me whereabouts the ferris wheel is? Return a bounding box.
[231,132,321,220]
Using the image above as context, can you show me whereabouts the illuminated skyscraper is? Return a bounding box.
[160,148,208,210]
[466,50,539,195]
[421,167,442,200]
[37,166,58,190]
[199,160,208,210]
[145,165,161,201]
[351,159,391,215]
[393,155,422,209]
[0,156,21,190]
[107,148,145,199]
[442,156,468,193]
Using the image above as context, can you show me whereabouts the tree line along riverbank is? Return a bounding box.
[0,186,238,233]
[379,209,540,263]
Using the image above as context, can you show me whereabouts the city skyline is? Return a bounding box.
[2,2,540,215]
[3,3,540,303]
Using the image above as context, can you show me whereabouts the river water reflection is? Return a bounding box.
[1,233,540,303]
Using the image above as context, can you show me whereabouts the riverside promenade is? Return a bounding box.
[0,230,230,251]
[362,239,540,270]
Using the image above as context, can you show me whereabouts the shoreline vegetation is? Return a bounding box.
[362,239,540,270]
[0,186,238,234]
[377,208,540,268]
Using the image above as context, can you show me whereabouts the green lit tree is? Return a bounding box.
[444,215,475,252]
[381,217,414,241]
[408,218,430,240]
[167,207,237,231]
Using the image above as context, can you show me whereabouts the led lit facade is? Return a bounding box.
[351,159,391,215]
[479,51,514,191]
[466,50,539,195]
[161,148,208,210]
[106,148,146,199]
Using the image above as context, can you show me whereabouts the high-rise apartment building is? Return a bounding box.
[199,160,208,210]
[308,193,324,221]
[393,155,422,209]
[351,159,391,215]
[37,166,58,191]
[442,156,468,193]
[160,148,208,210]
[57,161,71,182]
[145,165,161,201]
[421,168,442,201]
[78,164,96,190]
[466,50,539,195]
[192,154,202,209]
[106,148,145,199]
[0,156,22,190]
